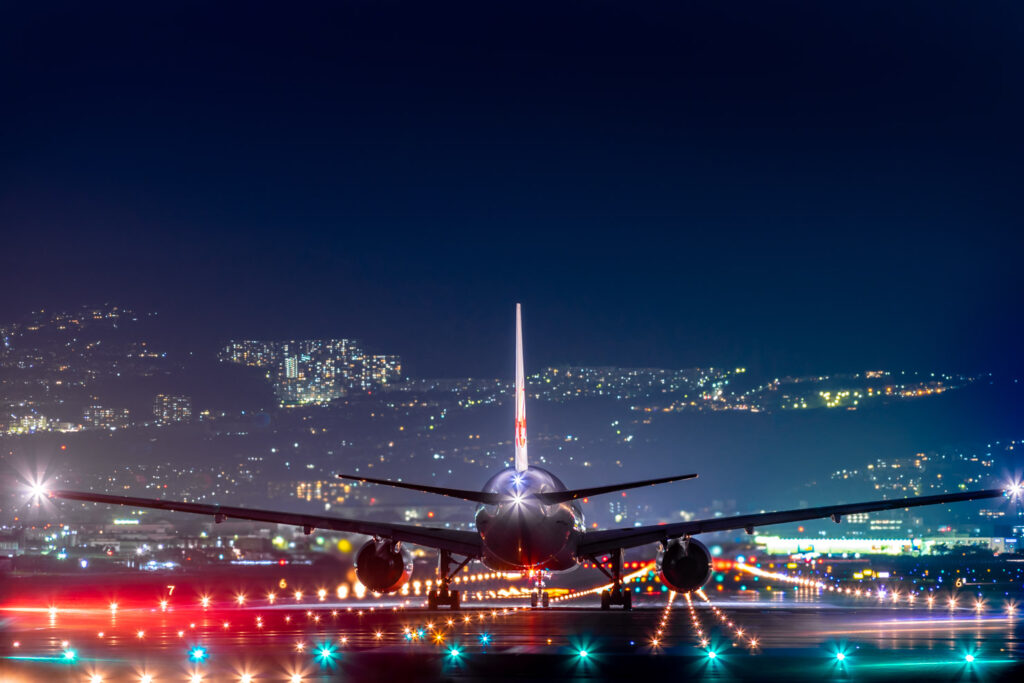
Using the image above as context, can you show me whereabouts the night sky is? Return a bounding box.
[2,1,1021,379]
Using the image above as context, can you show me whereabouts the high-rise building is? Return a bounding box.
[153,394,192,425]
[219,338,402,407]
[84,405,132,430]
[365,354,402,389]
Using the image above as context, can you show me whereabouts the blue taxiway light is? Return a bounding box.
[189,647,206,662]
[479,634,491,644]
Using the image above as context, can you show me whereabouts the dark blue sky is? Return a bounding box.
[2,1,1021,378]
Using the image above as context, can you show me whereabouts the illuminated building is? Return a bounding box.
[220,338,402,407]
[754,535,1018,556]
[153,394,192,424]
[364,354,402,388]
[84,405,132,430]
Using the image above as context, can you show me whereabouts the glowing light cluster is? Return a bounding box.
[552,561,657,602]
[694,589,759,650]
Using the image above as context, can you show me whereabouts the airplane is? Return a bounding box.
[51,304,1009,610]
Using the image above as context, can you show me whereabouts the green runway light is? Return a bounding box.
[63,649,76,661]
[578,649,589,658]
[836,652,846,661]
[965,654,975,663]
[448,647,461,657]
[189,647,206,662]
[707,650,717,659]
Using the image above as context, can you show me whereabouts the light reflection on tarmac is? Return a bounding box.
[2,594,1022,681]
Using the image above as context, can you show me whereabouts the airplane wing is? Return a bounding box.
[50,490,483,558]
[577,487,1006,557]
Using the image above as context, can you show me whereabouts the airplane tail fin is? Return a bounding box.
[514,303,529,472]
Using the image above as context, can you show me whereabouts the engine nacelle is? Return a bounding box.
[355,540,413,594]
[657,537,713,593]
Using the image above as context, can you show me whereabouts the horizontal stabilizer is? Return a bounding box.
[337,474,503,505]
[534,473,698,505]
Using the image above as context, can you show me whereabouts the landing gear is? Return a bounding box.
[591,548,632,610]
[428,549,470,610]
[529,569,551,609]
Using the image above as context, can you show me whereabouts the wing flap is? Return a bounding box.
[51,490,482,557]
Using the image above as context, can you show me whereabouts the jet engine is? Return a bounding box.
[657,537,713,593]
[355,539,413,594]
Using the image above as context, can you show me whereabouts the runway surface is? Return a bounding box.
[3,591,1022,681]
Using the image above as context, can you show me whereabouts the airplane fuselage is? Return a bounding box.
[475,466,584,571]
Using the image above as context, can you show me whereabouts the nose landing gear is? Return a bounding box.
[529,569,551,608]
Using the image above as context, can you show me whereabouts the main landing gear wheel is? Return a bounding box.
[531,590,550,608]
[430,549,467,609]
[592,548,632,609]
[542,591,550,608]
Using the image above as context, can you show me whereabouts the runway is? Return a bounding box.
[3,591,1022,681]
